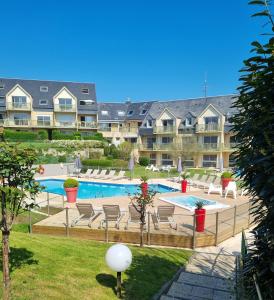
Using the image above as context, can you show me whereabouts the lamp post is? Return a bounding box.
[105,244,132,298]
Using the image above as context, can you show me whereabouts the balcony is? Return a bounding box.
[153,126,176,134]
[54,104,76,112]
[179,126,195,134]
[223,142,238,151]
[78,121,97,129]
[153,143,173,151]
[6,102,31,111]
[54,121,76,128]
[3,119,30,127]
[196,124,222,133]
[199,143,221,152]
[98,127,111,132]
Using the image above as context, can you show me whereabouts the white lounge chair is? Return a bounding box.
[89,169,99,178]
[93,169,107,179]
[145,164,153,171]
[152,166,160,172]
[112,170,126,180]
[208,182,222,195]
[79,169,93,178]
[224,181,237,199]
[102,170,116,180]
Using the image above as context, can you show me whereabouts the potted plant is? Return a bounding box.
[140,175,149,197]
[195,201,206,232]
[181,173,189,193]
[221,171,234,191]
[63,178,79,203]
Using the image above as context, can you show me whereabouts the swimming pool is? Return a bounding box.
[38,179,177,199]
[159,195,229,211]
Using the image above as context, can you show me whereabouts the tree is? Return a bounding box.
[232,1,274,297]
[118,141,133,160]
[130,186,156,247]
[0,143,41,300]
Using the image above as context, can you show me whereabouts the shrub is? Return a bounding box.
[88,150,102,159]
[104,145,111,156]
[139,156,150,166]
[140,175,149,183]
[63,178,79,188]
[4,130,38,141]
[58,156,66,163]
[195,201,204,210]
[38,130,48,140]
[81,159,128,168]
[221,171,233,178]
[117,142,132,160]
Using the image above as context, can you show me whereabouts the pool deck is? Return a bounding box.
[32,176,251,248]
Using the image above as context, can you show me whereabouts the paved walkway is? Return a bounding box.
[158,230,252,300]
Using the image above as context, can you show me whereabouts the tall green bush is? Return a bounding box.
[139,156,150,166]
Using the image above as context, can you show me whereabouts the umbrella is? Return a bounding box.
[177,157,183,174]
[219,156,224,173]
[128,156,134,180]
[75,156,82,170]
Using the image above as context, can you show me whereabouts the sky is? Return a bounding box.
[0,1,267,102]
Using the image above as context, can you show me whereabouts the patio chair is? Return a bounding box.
[187,173,200,187]
[200,175,216,189]
[125,205,143,230]
[152,166,160,172]
[93,169,107,179]
[224,181,237,199]
[71,203,102,228]
[145,164,153,171]
[102,170,116,180]
[100,205,125,229]
[112,170,126,180]
[88,169,99,178]
[192,174,207,187]
[79,169,93,178]
[208,181,222,195]
[153,205,177,230]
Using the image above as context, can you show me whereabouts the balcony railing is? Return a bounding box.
[153,143,173,151]
[78,121,97,129]
[223,142,239,150]
[54,104,76,112]
[196,124,222,132]
[6,102,31,111]
[199,143,221,151]
[55,121,76,128]
[98,127,111,132]
[153,126,176,134]
[36,120,52,127]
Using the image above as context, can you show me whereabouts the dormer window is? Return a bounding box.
[0,84,4,89]
[80,99,94,106]
[40,86,48,92]
[0,96,5,105]
[39,99,48,105]
[146,120,152,128]
[81,88,89,94]
[185,117,192,126]
[140,109,147,115]
[127,110,133,116]
[117,111,125,116]
[101,110,108,115]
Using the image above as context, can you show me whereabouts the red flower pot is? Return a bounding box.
[65,187,78,203]
[221,178,233,191]
[141,182,148,197]
[181,180,187,193]
[195,208,206,232]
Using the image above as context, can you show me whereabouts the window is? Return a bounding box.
[39,99,48,105]
[138,122,142,127]
[127,110,133,116]
[0,96,5,105]
[140,109,147,115]
[81,88,89,94]
[58,98,72,110]
[101,110,108,115]
[162,136,172,144]
[204,116,218,124]
[14,113,29,125]
[203,136,218,144]
[40,86,48,92]
[202,155,217,168]
[0,84,4,89]
[117,111,125,116]
[146,120,152,128]
[185,117,192,126]
[150,153,156,165]
[146,137,156,149]
[80,99,94,106]
[161,154,173,166]
[183,156,194,167]
[12,96,27,108]
[37,115,51,126]
[162,119,174,127]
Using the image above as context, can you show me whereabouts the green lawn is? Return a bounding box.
[1,232,191,300]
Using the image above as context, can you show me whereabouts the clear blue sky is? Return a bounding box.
[0,1,264,102]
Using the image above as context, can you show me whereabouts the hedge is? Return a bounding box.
[81,159,128,168]
[139,156,150,166]
[4,130,47,141]
[52,130,105,141]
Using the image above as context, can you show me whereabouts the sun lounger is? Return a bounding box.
[112,170,126,180]
[153,205,177,230]
[224,181,237,199]
[88,169,99,178]
[71,203,102,228]
[100,205,125,229]
[125,205,143,230]
[93,169,107,179]
[208,182,222,195]
[192,175,207,187]
[101,170,116,180]
[199,175,216,189]
[79,169,93,178]
[145,164,153,171]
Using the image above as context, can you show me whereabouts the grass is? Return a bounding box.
[0,232,191,299]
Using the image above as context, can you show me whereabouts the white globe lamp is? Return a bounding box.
[105,244,132,297]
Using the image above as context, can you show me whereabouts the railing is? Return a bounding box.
[179,127,195,134]
[78,121,97,129]
[153,125,177,134]
[55,121,76,128]
[153,143,173,151]
[54,104,76,112]
[200,143,221,151]
[196,123,222,132]
[98,127,111,132]
[223,142,238,150]
[6,102,31,110]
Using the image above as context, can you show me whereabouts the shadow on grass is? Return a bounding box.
[0,247,38,273]
[96,273,116,294]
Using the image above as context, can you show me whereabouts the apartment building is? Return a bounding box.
[0,78,97,138]
[0,77,237,168]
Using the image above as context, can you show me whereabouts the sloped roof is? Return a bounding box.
[126,101,155,120]
[97,102,129,121]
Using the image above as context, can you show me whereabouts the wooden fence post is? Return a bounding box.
[233,205,237,236]
[215,212,219,246]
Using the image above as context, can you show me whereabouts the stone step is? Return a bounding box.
[166,281,235,300]
[177,271,235,291]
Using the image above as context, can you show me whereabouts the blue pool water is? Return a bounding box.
[159,195,229,211]
[38,179,177,199]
